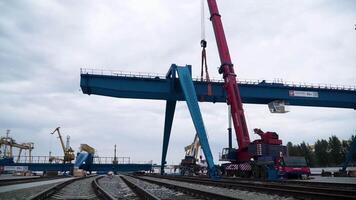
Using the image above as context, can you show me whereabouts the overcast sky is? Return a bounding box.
[0,0,355,165]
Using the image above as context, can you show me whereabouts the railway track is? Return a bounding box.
[27,175,116,200]
[28,174,204,200]
[145,174,356,200]
[122,175,206,200]
[97,175,138,200]
[207,175,356,189]
[122,175,285,200]
[120,175,161,200]
[23,173,356,200]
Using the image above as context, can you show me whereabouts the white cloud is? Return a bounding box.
[0,0,355,165]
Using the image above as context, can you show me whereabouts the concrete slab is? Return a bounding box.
[287,175,356,185]
[310,167,356,175]
[0,175,40,180]
[0,177,74,193]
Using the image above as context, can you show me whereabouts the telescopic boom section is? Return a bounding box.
[207,0,250,161]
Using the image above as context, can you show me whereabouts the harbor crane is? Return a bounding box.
[50,127,75,163]
[16,142,34,163]
[179,134,207,175]
[0,130,34,163]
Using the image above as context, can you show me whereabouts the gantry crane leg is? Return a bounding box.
[160,65,218,179]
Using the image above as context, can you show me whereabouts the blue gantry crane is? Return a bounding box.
[80,65,356,177]
[79,1,356,179]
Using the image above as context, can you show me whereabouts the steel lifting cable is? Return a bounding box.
[200,0,212,96]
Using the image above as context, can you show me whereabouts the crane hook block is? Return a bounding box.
[200,40,207,48]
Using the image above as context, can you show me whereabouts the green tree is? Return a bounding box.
[328,135,343,166]
[314,139,329,167]
[287,141,314,166]
[341,140,350,162]
[350,135,356,163]
[287,142,299,156]
[299,142,315,167]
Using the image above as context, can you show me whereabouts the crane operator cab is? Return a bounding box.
[278,156,310,179]
[220,148,236,161]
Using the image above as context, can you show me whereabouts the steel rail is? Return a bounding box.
[120,175,161,200]
[129,175,240,200]
[223,176,356,189]
[26,177,83,200]
[147,175,356,200]
[26,175,96,200]
[92,176,117,200]
[172,175,356,189]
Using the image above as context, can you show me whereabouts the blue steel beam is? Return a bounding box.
[80,69,356,110]
[175,66,218,178]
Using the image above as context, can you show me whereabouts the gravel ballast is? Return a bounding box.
[49,176,99,200]
[123,175,200,200]
[98,175,138,200]
[140,176,296,200]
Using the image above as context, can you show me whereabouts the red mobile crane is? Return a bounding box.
[207,0,251,162]
[206,0,310,179]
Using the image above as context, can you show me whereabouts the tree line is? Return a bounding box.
[287,135,356,167]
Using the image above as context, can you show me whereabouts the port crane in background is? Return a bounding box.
[0,130,34,163]
[0,131,151,174]
[179,134,207,176]
[50,127,75,163]
[113,144,118,164]
[16,142,34,163]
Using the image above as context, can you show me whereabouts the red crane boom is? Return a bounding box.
[206,0,250,161]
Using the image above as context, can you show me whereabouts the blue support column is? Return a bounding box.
[160,100,176,174]
[176,65,219,179]
[160,64,178,174]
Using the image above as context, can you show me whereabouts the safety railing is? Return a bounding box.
[13,156,152,165]
[129,160,154,164]
[15,156,65,164]
[81,68,165,80]
[93,157,153,165]
[235,79,356,91]
[93,156,131,164]
[81,68,356,91]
